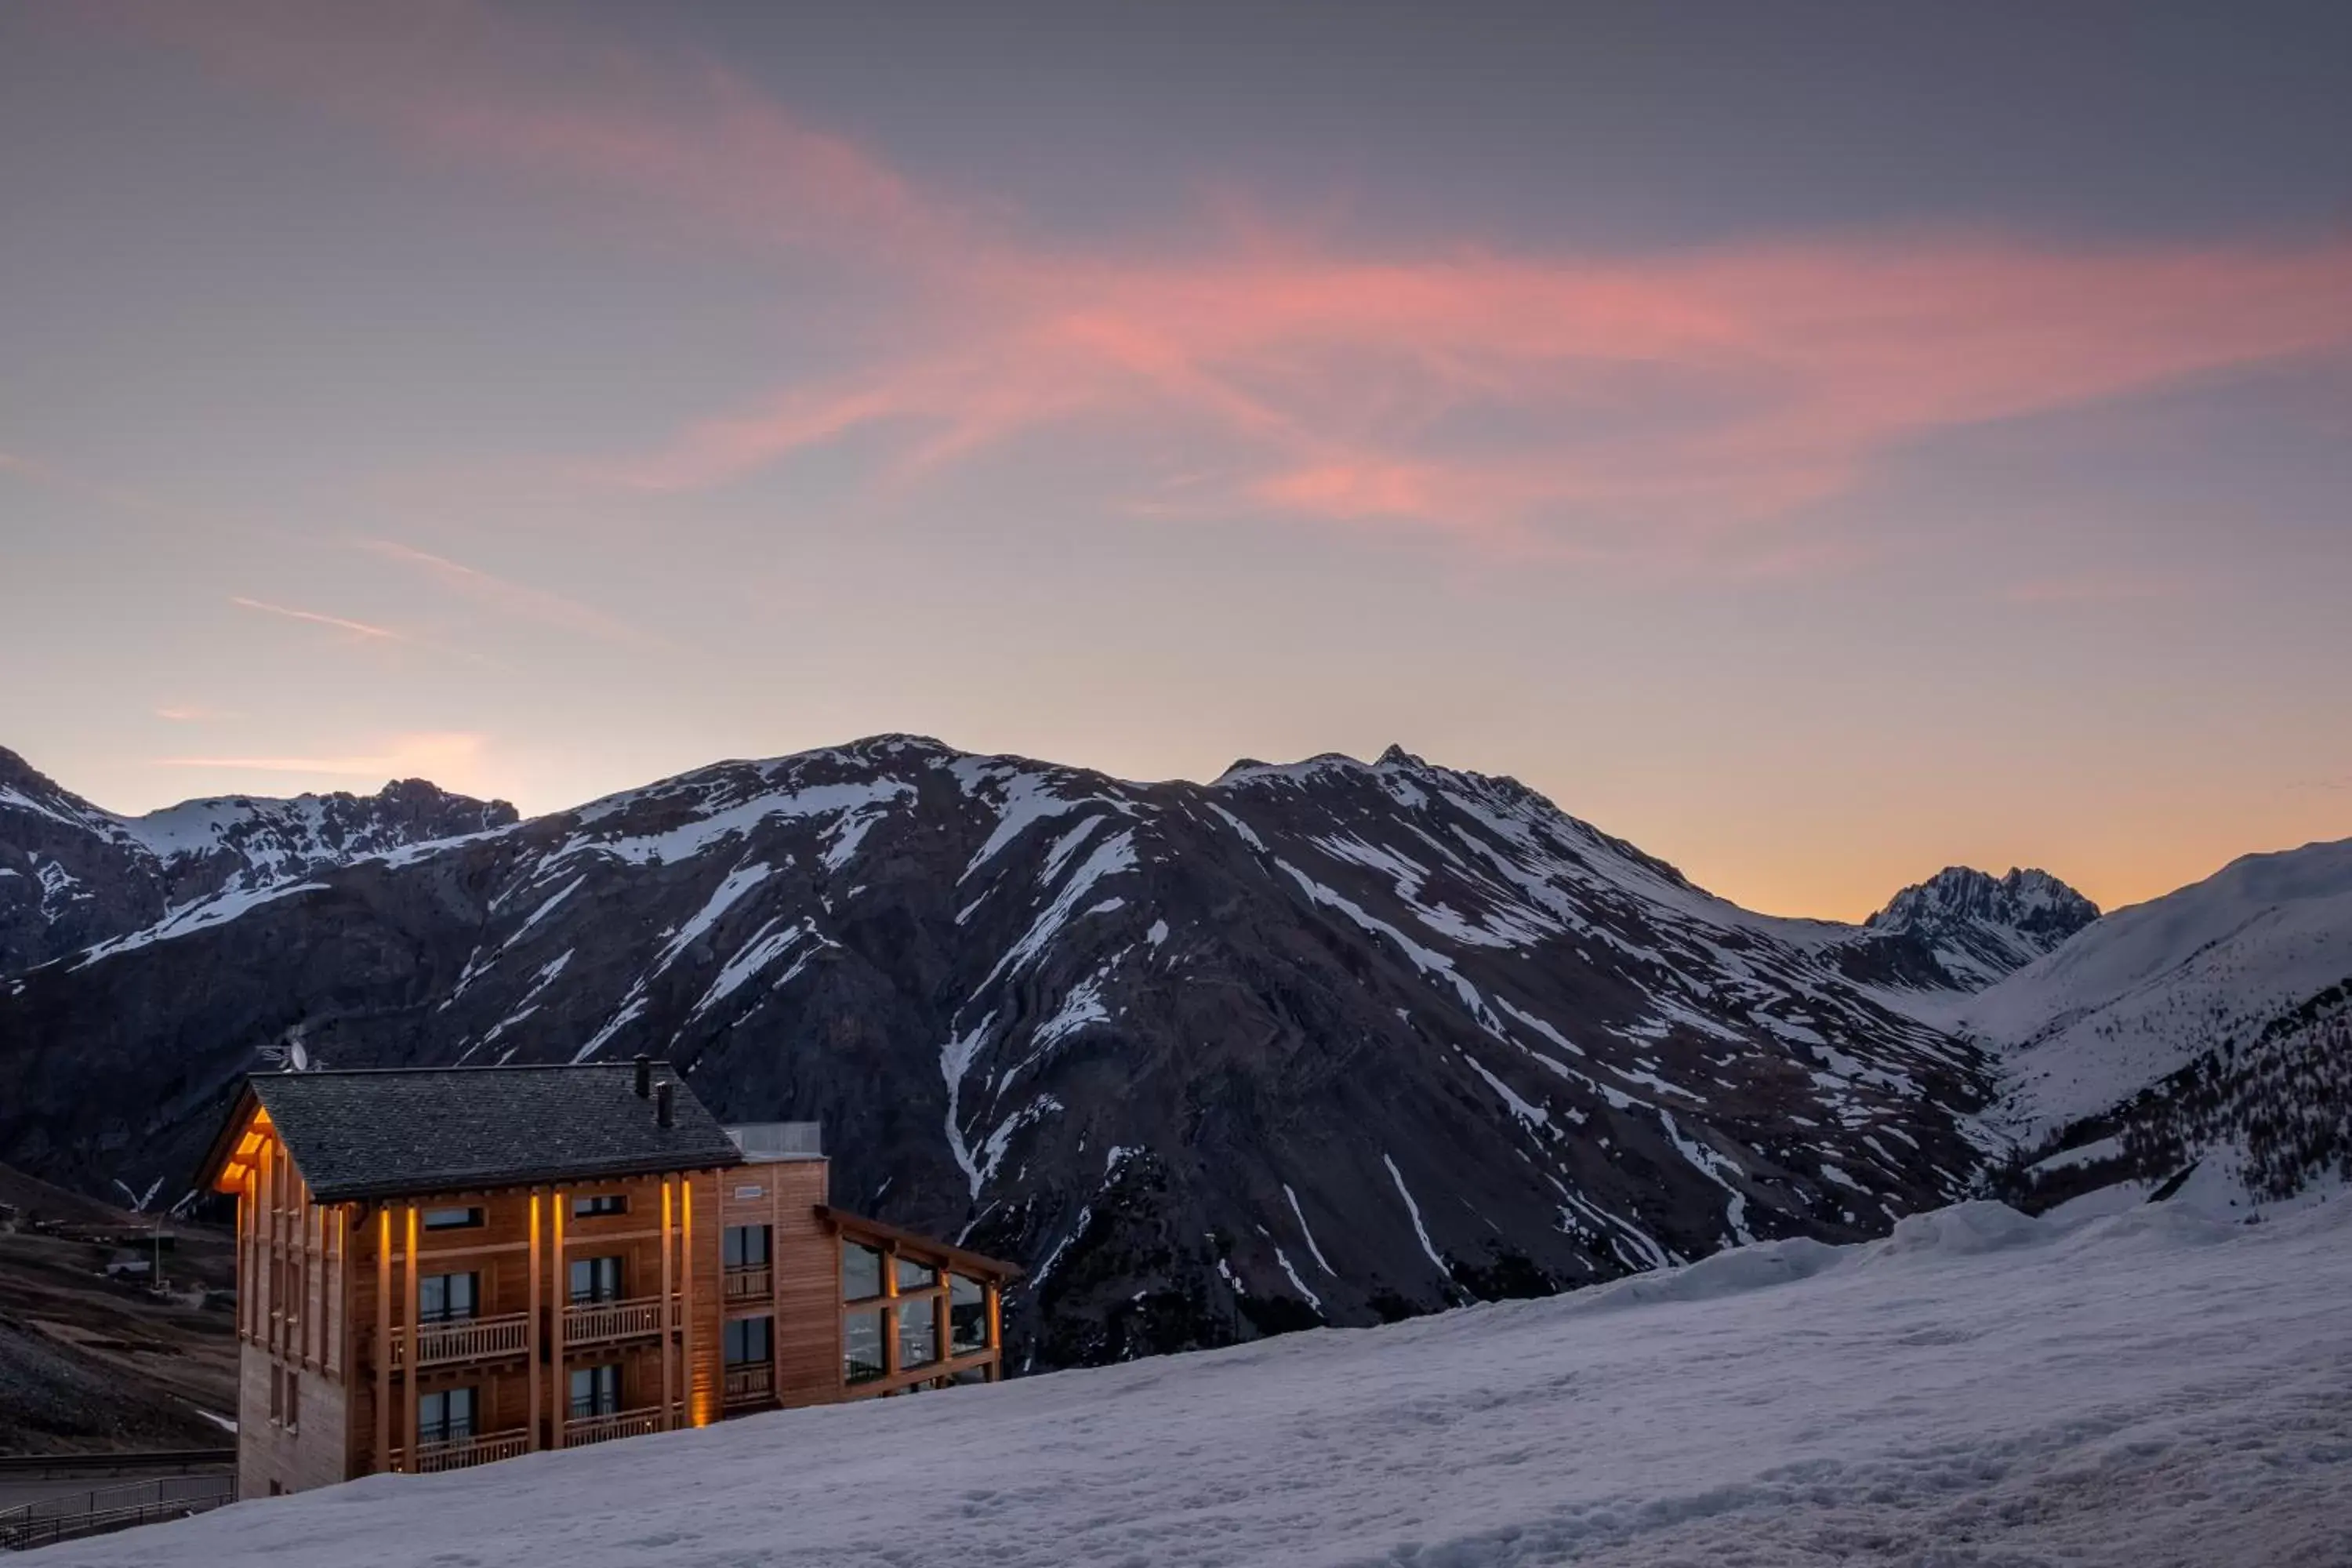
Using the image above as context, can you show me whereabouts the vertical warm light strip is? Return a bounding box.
[659,1179,675,1428]
[986,1283,1002,1383]
[373,1207,390,1472]
[527,1191,542,1452]
[403,1203,419,1471]
[550,1189,567,1445]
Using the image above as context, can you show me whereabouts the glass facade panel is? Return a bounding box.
[422,1207,483,1230]
[843,1242,883,1301]
[419,1272,478,1323]
[569,1363,621,1418]
[844,1308,885,1383]
[949,1274,988,1354]
[897,1294,939,1369]
[724,1315,774,1366]
[894,1254,936,1291]
[569,1255,624,1304]
[724,1225,771,1268]
[572,1194,626,1218]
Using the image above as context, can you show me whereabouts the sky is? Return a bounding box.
[2,1,2349,922]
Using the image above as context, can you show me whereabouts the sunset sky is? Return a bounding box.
[3,1,2348,921]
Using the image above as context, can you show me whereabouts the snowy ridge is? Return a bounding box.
[1959,837,2352,1134]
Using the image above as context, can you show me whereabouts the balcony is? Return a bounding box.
[723,1363,775,1405]
[562,1295,675,1345]
[723,1264,771,1301]
[389,1312,531,1370]
[562,1407,669,1448]
[399,1428,532,1474]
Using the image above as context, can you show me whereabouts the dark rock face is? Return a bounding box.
[1841,866,2100,992]
[0,745,516,976]
[0,735,2007,1369]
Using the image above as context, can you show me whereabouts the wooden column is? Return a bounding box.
[659,1180,674,1428]
[985,1283,1002,1381]
[258,1141,275,1355]
[550,1190,566,1446]
[527,1191,542,1452]
[680,1175,696,1426]
[881,1243,900,1384]
[373,1207,391,1472]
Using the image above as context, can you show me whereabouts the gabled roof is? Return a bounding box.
[197,1065,743,1203]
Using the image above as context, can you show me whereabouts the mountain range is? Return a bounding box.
[2,736,2339,1366]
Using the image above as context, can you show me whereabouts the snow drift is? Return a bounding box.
[49,1195,2352,1567]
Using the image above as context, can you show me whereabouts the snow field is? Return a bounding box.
[52,1196,2352,1568]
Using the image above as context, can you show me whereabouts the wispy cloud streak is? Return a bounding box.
[358,540,663,648]
[230,595,404,641]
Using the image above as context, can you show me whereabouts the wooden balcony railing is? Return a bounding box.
[562,1407,668,1448]
[389,1312,531,1370]
[562,1296,673,1345]
[723,1264,771,1301]
[724,1363,775,1403]
[398,1428,532,1474]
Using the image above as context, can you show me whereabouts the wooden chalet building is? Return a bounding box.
[195,1060,1018,1496]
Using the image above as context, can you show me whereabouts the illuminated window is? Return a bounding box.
[419,1272,478,1323]
[896,1295,938,1369]
[724,1316,772,1367]
[418,1386,477,1444]
[572,1194,626,1218]
[568,1256,623,1305]
[422,1207,483,1231]
[569,1363,621,1419]
[949,1274,988,1354]
[844,1309,884,1384]
[893,1254,936,1291]
[842,1242,883,1301]
[724,1225,770,1268]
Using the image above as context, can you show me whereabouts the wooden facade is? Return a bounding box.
[205,1080,1015,1497]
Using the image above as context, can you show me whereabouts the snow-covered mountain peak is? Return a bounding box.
[1858,866,2099,992]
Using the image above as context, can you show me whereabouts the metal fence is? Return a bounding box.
[0,1472,238,1552]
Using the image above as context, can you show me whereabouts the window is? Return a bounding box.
[268,1365,283,1423]
[569,1363,622,1419]
[417,1386,477,1444]
[842,1241,883,1301]
[419,1272,478,1323]
[724,1225,771,1269]
[893,1254,936,1292]
[896,1295,938,1369]
[568,1255,623,1305]
[724,1316,773,1367]
[844,1309,884,1384]
[949,1274,988,1355]
[285,1370,299,1432]
[422,1207,483,1231]
[572,1194,626,1218]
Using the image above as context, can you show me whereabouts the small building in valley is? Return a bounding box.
[194,1060,1017,1497]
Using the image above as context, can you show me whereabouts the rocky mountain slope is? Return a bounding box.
[0,738,2096,1367]
[0,746,516,976]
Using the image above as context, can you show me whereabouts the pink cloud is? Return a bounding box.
[107,2,2352,566]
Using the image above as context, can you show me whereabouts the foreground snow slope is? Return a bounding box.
[57,1199,2352,1568]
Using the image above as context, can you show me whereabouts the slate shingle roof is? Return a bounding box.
[210,1065,743,1202]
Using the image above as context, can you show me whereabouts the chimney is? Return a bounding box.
[633,1054,652,1098]
[655,1081,675,1129]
